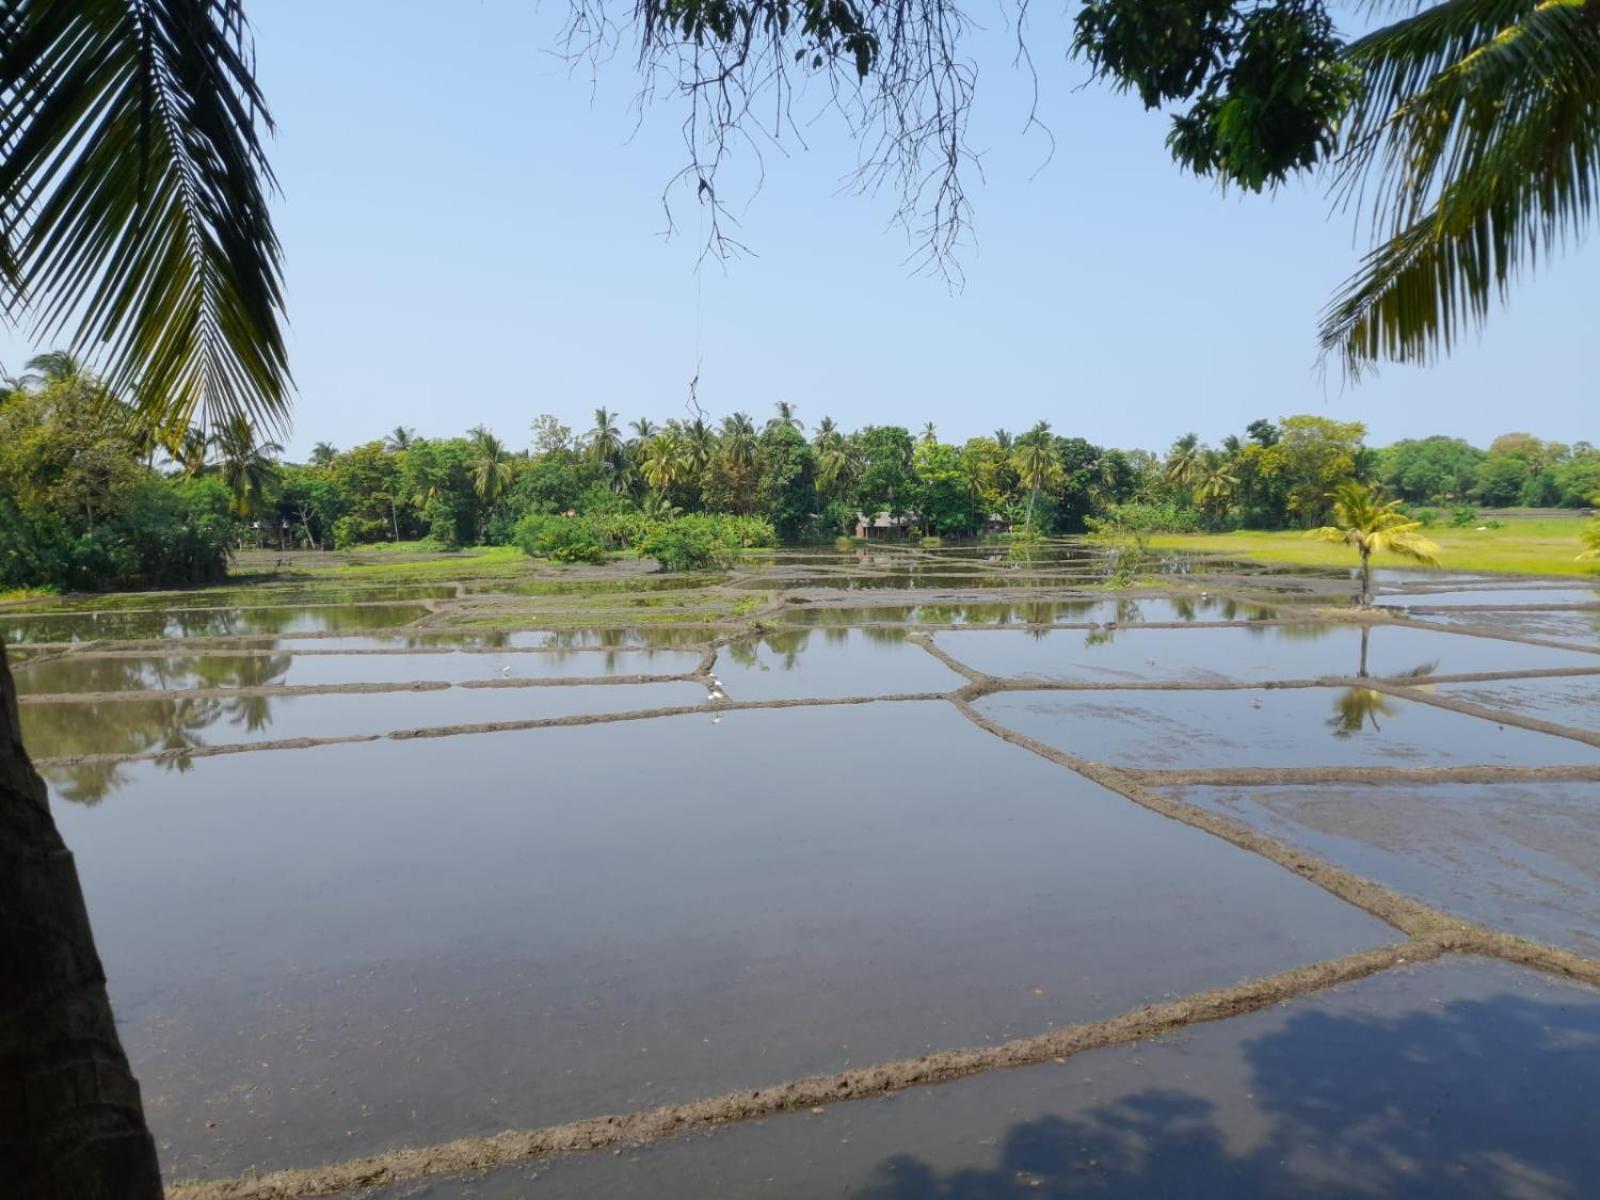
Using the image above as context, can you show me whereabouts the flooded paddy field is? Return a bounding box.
[971,686,1600,771]
[12,540,1600,1198]
[55,704,1390,1179]
[935,621,1600,684]
[379,959,1600,1199]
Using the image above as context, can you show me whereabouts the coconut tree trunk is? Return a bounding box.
[1359,545,1372,607]
[0,638,163,1198]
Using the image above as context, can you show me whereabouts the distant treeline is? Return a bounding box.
[2,355,1595,590]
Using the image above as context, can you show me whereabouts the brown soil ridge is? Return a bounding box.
[166,940,1434,1200]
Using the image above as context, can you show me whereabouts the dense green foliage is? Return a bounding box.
[0,364,235,591]
[6,375,1599,588]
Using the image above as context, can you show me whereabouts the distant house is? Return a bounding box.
[982,514,1012,535]
[855,511,917,539]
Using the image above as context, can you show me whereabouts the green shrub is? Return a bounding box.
[1085,502,1204,536]
[1449,505,1479,528]
[512,514,607,563]
[1412,507,1439,527]
[332,513,393,548]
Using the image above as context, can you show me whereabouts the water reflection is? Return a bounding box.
[786,595,1281,628]
[2,603,432,644]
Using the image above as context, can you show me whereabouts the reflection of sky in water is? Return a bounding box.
[28,682,707,802]
[976,687,1600,770]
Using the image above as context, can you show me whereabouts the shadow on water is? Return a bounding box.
[851,992,1600,1199]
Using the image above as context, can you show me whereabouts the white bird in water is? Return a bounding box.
[501,664,512,676]
[708,688,726,702]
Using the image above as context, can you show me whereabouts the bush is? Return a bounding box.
[638,515,736,571]
[1449,505,1479,528]
[1411,508,1439,527]
[512,514,607,563]
[1085,502,1204,536]
[332,513,393,548]
[634,514,774,571]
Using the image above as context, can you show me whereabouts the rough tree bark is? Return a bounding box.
[0,636,164,1198]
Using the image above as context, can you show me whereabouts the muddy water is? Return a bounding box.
[935,624,1600,684]
[14,648,703,694]
[713,630,962,700]
[1434,676,1600,733]
[23,681,708,769]
[383,959,1600,1199]
[1414,608,1600,645]
[1172,783,1600,956]
[52,702,1391,1178]
[1382,586,1600,608]
[0,602,433,644]
[974,688,1600,770]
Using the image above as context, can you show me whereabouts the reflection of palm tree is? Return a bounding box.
[1329,687,1399,737]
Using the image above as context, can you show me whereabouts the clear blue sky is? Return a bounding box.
[3,1,1591,459]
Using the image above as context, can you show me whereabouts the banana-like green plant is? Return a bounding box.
[1307,482,1442,605]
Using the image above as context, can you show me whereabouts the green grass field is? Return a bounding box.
[1149,516,1600,579]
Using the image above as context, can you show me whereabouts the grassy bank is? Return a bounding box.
[1149,516,1600,579]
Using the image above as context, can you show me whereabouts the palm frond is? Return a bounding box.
[1326,0,1600,370]
[0,0,289,439]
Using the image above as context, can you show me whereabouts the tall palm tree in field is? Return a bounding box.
[468,426,511,507]
[587,407,625,471]
[1308,482,1441,606]
[641,433,687,495]
[812,415,840,452]
[721,412,758,473]
[310,441,339,467]
[384,426,417,453]
[212,414,283,518]
[920,421,938,445]
[1010,435,1061,536]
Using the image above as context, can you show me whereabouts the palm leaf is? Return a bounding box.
[1325,0,1600,370]
[0,0,288,439]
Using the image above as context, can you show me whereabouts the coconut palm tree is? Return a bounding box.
[384,425,417,453]
[1010,435,1062,536]
[817,438,862,501]
[212,414,283,519]
[641,433,688,495]
[171,425,212,480]
[1307,482,1441,606]
[468,426,511,507]
[812,415,840,451]
[920,421,938,445]
[768,400,803,432]
[993,428,1014,451]
[1194,460,1240,521]
[587,407,625,471]
[1319,4,1600,375]
[629,417,658,442]
[721,412,758,473]
[1163,433,1205,495]
[310,441,338,468]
